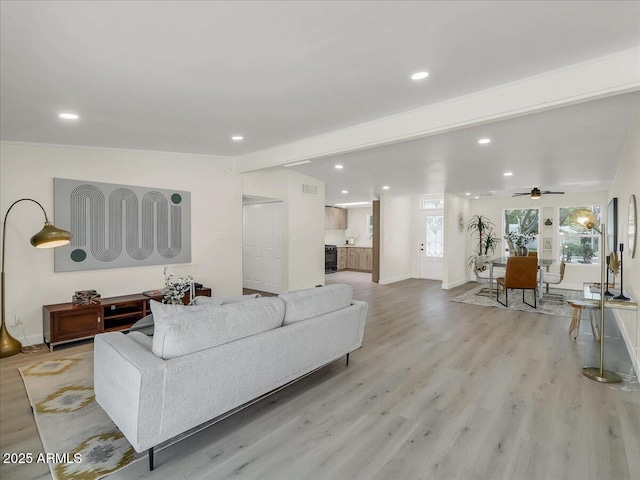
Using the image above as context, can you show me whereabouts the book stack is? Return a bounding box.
[73,290,101,305]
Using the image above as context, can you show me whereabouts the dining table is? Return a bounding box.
[488,256,554,300]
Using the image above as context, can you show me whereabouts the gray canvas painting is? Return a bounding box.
[54,178,191,272]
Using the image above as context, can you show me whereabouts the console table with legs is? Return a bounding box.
[43,287,211,350]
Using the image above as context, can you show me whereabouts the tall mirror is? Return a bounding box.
[629,194,637,259]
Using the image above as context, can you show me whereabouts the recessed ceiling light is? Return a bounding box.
[382,186,390,190]
[474,196,480,199]
[478,138,491,144]
[504,172,513,176]
[341,190,348,194]
[465,192,471,196]
[334,202,372,207]
[231,136,243,141]
[335,164,344,169]
[59,113,79,120]
[411,71,429,80]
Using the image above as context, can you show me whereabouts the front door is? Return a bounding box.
[419,210,444,280]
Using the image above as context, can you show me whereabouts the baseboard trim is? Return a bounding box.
[442,279,470,290]
[17,333,43,347]
[378,275,411,285]
[613,309,639,377]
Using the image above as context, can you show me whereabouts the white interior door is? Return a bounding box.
[419,210,444,280]
[243,202,283,293]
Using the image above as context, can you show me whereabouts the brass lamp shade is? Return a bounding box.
[568,209,600,233]
[30,222,72,248]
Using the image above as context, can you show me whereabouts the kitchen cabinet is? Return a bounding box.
[341,247,372,272]
[325,206,347,230]
[337,247,347,270]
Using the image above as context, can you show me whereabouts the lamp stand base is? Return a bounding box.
[0,322,22,358]
[582,367,622,383]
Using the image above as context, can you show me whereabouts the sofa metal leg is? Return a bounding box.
[148,447,154,471]
[346,352,350,366]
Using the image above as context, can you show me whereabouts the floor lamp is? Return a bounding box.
[1,199,72,358]
[569,209,622,383]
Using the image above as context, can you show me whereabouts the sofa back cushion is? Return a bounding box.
[152,297,285,359]
[149,299,223,322]
[279,284,353,325]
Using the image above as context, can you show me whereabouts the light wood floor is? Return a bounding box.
[1,273,639,479]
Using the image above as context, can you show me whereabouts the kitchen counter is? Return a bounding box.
[337,245,372,248]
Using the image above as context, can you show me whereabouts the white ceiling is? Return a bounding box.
[1,1,639,156]
[285,92,638,205]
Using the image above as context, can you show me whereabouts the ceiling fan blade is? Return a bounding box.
[541,191,565,195]
[512,193,530,196]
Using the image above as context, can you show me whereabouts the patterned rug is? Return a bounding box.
[18,351,142,479]
[19,351,225,479]
[452,285,584,317]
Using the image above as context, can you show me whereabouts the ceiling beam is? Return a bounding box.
[236,48,640,173]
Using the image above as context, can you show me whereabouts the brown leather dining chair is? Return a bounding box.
[496,256,538,308]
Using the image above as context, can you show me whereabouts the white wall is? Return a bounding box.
[243,168,325,292]
[324,230,346,246]
[347,207,373,247]
[443,193,472,289]
[469,191,608,289]
[610,95,640,374]
[379,195,412,284]
[0,142,242,345]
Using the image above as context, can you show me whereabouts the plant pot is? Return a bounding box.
[517,246,529,256]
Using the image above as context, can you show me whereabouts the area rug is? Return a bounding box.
[19,351,220,480]
[18,351,142,480]
[452,285,583,317]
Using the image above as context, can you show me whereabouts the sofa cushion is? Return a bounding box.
[152,297,286,359]
[149,299,222,322]
[279,284,353,326]
[192,293,261,305]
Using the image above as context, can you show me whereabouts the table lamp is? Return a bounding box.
[1,198,72,358]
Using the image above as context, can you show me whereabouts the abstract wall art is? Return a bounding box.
[54,178,191,272]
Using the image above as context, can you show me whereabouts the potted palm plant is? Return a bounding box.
[467,215,501,271]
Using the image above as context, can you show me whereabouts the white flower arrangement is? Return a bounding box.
[345,229,360,245]
[163,267,194,304]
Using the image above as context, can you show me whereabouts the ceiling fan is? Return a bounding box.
[512,187,565,199]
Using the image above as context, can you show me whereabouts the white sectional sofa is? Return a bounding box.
[94,284,367,470]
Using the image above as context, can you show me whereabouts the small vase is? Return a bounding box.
[517,246,528,256]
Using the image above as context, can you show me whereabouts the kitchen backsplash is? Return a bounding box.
[324,230,346,245]
[325,230,372,247]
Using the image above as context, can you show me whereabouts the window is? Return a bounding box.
[559,205,601,264]
[425,215,444,257]
[421,199,444,210]
[504,208,540,255]
[367,214,373,240]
